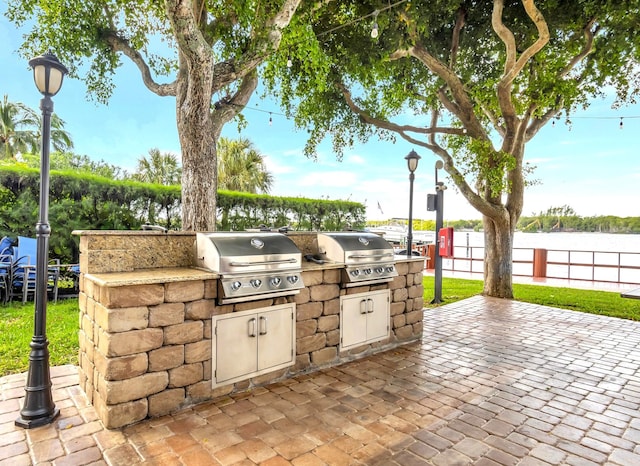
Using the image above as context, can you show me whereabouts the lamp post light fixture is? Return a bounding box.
[405,149,421,258]
[15,51,68,429]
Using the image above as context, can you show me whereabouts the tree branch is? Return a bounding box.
[336,82,465,137]
[102,31,178,96]
[212,71,259,138]
[211,0,302,91]
[500,0,550,86]
[336,80,502,218]
[526,18,597,138]
[410,43,487,137]
[491,0,517,74]
[449,7,466,69]
[493,0,549,132]
[165,0,212,65]
[560,17,597,78]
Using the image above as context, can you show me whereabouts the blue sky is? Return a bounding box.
[2,10,639,222]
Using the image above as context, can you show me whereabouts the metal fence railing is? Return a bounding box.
[438,245,640,286]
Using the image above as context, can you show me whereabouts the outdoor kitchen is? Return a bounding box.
[74,229,425,429]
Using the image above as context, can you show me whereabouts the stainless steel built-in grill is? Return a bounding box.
[195,232,304,304]
[317,232,398,287]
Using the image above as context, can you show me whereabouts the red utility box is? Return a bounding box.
[438,227,454,257]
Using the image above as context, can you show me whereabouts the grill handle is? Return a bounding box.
[347,253,394,260]
[229,258,298,267]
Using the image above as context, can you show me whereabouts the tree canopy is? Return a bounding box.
[265,0,640,297]
[6,0,302,231]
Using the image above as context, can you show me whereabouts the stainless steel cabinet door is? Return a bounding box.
[214,313,258,383]
[257,306,295,371]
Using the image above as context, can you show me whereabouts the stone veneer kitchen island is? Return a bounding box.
[74,230,425,428]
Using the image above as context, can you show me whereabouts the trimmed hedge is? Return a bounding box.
[0,166,365,263]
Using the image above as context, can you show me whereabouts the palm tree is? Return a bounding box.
[217,137,273,193]
[50,113,74,153]
[133,148,182,185]
[0,95,39,159]
[132,148,182,228]
[0,94,74,159]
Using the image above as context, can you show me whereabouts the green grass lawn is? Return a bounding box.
[423,276,640,320]
[0,299,79,377]
[1,278,639,377]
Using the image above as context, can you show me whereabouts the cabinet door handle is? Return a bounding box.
[259,316,268,335]
[248,317,257,337]
[360,299,367,314]
[367,298,374,313]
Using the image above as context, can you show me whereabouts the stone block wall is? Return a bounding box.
[77,231,196,274]
[76,231,424,429]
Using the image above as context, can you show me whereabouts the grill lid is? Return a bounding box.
[317,232,397,286]
[317,232,395,264]
[196,232,304,303]
[195,232,302,274]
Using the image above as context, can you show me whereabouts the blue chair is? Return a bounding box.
[10,236,60,303]
[0,236,15,255]
[10,237,37,303]
[0,252,12,304]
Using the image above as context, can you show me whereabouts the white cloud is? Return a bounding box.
[298,170,357,188]
[347,154,366,164]
[263,155,295,175]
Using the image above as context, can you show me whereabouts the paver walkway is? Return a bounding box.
[2,295,640,465]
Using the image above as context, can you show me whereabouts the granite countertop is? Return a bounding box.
[301,259,344,271]
[85,267,218,287]
[83,255,422,287]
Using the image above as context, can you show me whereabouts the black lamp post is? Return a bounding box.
[405,150,421,258]
[15,51,67,429]
[432,160,445,304]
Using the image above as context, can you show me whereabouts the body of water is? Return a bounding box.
[456,231,640,253]
[433,231,640,285]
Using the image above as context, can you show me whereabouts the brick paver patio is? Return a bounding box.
[2,295,640,465]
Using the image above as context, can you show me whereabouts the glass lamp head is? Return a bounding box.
[29,51,68,97]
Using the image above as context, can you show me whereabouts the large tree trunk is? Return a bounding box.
[176,62,217,231]
[482,215,515,298]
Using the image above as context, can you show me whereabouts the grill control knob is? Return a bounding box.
[230,281,242,291]
[287,275,299,285]
[270,276,282,287]
[363,268,372,275]
[375,266,384,274]
[350,269,360,277]
[386,266,395,273]
[250,279,262,288]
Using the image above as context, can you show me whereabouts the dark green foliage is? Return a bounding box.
[0,166,366,263]
[0,165,172,263]
[518,207,640,233]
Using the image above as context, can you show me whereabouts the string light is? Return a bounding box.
[371,10,379,39]
[238,103,640,129]
[549,115,640,130]
[287,57,293,68]
[313,1,407,41]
